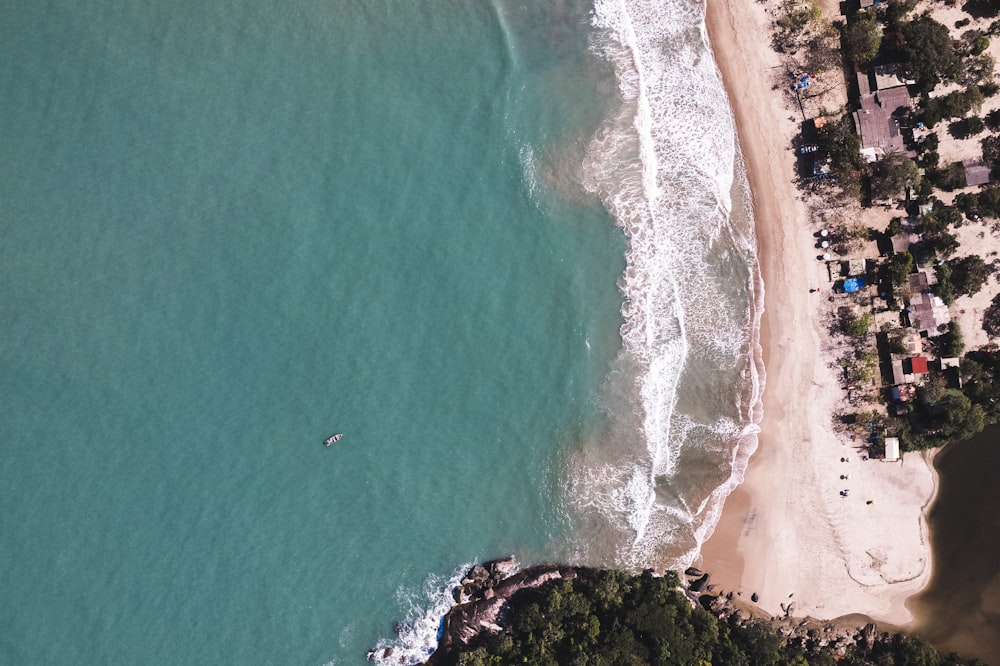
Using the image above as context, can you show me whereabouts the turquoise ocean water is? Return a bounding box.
[1,1,762,664]
[1,2,623,663]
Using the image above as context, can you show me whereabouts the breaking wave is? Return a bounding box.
[367,563,474,666]
[571,0,765,570]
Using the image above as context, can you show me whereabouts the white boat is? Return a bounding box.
[324,433,343,447]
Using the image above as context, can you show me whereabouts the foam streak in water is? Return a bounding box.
[574,0,765,570]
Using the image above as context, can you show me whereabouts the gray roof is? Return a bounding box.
[964,159,991,187]
[891,232,920,254]
[909,292,951,334]
[852,86,911,153]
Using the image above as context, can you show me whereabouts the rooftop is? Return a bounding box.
[852,85,912,158]
[963,159,991,187]
[909,292,951,335]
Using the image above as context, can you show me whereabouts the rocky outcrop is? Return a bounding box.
[423,558,579,665]
[408,561,897,665]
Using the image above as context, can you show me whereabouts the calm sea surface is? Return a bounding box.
[0,1,760,664]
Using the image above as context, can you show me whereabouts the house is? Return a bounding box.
[907,267,937,292]
[906,356,929,375]
[963,158,991,187]
[852,81,913,161]
[892,356,930,384]
[908,292,951,334]
[873,65,915,91]
[884,437,900,461]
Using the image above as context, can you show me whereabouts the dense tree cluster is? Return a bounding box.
[843,11,882,65]
[950,255,990,296]
[870,151,920,200]
[901,13,961,94]
[432,569,984,666]
[817,115,865,196]
[922,86,983,127]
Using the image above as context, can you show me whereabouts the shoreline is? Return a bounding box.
[698,0,938,626]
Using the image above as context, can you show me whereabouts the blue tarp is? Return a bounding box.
[844,277,865,293]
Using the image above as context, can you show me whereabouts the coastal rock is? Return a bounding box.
[862,623,877,649]
[487,557,517,578]
[684,567,704,578]
[689,573,710,593]
[426,563,575,665]
[467,565,489,583]
[751,592,759,603]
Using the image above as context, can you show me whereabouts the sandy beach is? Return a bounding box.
[699,0,938,626]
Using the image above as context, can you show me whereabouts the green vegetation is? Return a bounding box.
[776,0,822,41]
[901,13,961,94]
[934,261,956,305]
[929,161,968,192]
[963,352,1000,423]
[844,311,874,337]
[960,115,986,137]
[843,12,882,65]
[437,569,984,666]
[955,185,1000,218]
[817,115,864,196]
[870,151,920,200]
[950,254,990,296]
[892,386,987,450]
[921,86,984,126]
[937,321,965,358]
[887,251,914,287]
[984,292,1000,338]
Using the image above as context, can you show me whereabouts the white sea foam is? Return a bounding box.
[574,0,766,570]
[368,563,474,665]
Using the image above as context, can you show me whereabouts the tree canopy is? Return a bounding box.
[950,255,990,296]
[871,151,920,200]
[844,12,882,65]
[433,568,986,666]
[902,13,961,93]
[817,115,865,196]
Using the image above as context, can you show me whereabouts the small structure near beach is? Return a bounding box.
[884,437,900,462]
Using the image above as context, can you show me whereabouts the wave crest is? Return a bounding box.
[571,0,765,570]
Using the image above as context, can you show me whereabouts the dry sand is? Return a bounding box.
[698,0,938,625]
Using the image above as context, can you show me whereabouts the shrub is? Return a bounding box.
[936,321,964,357]
[845,311,874,337]
[934,261,956,305]
[888,251,915,286]
[983,293,1000,338]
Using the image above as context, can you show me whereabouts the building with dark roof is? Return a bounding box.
[964,159,991,187]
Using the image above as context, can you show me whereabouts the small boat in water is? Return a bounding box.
[324,433,343,447]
